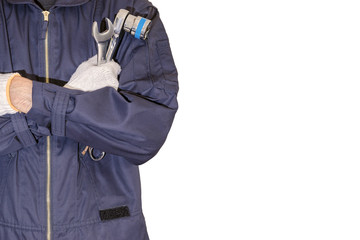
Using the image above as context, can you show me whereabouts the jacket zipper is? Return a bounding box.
[42,10,51,240]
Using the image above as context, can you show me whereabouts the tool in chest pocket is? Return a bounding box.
[92,9,152,66]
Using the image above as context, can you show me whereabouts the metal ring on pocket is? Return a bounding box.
[88,147,106,161]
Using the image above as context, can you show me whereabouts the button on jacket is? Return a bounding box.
[0,0,178,238]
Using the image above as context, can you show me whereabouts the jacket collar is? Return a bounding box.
[6,0,90,8]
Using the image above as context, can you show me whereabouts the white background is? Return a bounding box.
[141,0,360,239]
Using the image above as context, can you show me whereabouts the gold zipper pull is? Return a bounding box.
[42,11,50,21]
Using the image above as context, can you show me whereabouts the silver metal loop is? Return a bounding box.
[88,147,106,161]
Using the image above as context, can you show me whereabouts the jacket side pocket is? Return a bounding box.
[78,148,103,221]
[0,153,15,200]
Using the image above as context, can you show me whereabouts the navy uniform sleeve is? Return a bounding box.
[0,115,27,154]
[26,3,178,165]
[0,114,50,155]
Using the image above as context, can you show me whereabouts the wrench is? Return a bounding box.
[92,18,114,65]
[105,9,130,62]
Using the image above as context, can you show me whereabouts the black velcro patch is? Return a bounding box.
[99,206,130,221]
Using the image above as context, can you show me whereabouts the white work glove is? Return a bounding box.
[65,55,121,91]
[0,73,20,116]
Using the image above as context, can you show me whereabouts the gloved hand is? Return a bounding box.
[65,55,121,92]
[0,73,20,116]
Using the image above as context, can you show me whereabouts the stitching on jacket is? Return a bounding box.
[0,220,45,232]
[53,210,143,231]
[79,156,102,213]
[51,91,70,136]
[0,211,143,232]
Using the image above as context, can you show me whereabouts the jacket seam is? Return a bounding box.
[79,157,102,212]
[0,210,142,232]
[52,210,142,231]
[0,220,45,232]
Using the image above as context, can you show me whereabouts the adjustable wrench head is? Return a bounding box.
[92,18,114,43]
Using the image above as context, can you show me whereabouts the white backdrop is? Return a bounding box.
[140,1,360,239]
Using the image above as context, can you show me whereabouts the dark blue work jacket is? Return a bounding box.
[0,0,178,238]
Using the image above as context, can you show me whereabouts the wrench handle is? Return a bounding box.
[106,35,119,62]
[105,9,129,62]
[97,42,108,65]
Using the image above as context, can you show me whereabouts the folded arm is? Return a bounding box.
[5,4,178,165]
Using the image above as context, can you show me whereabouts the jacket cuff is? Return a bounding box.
[10,113,37,147]
[51,91,70,136]
[27,81,71,136]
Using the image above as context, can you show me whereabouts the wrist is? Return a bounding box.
[9,76,33,113]
[5,73,21,112]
